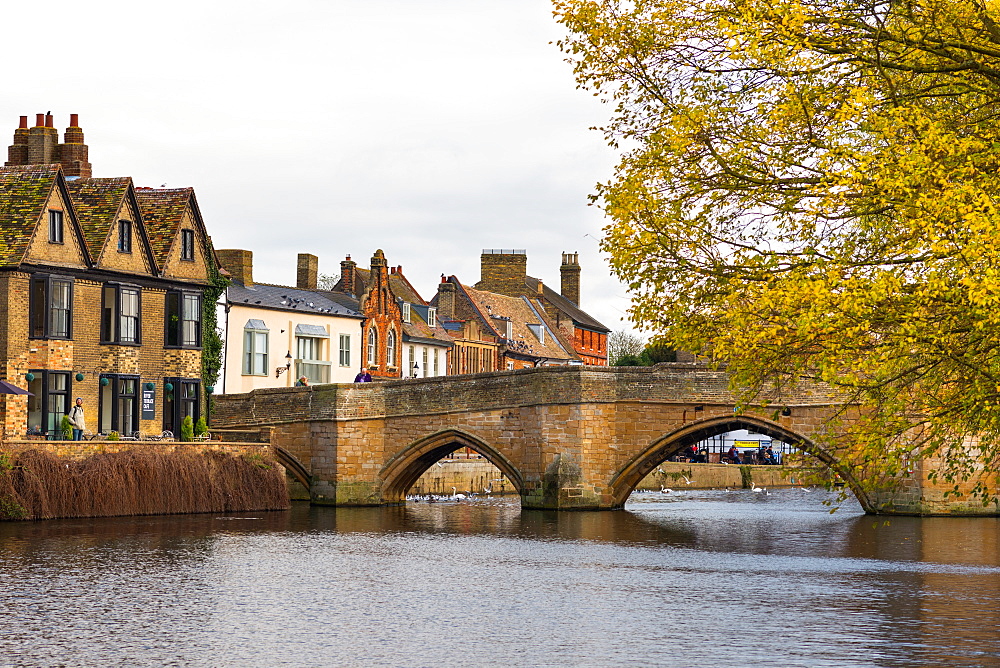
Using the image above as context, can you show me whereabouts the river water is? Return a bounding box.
[1,488,998,667]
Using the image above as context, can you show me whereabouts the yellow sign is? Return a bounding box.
[733,440,765,449]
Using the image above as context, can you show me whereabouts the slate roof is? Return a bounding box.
[66,177,132,258]
[526,276,610,332]
[0,165,61,267]
[403,304,453,347]
[461,284,577,362]
[228,281,363,318]
[134,187,192,263]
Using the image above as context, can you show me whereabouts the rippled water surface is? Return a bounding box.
[2,489,999,667]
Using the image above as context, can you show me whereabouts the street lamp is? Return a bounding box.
[412,362,419,378]
[276,351,293,378]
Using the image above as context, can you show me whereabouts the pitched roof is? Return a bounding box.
[402,304,453,347]
[461,284,577,362]
[0,164,61,267]
[526,276,610,332]
[228,280,363,318]
[134,187,193,262]
[66,177,132,257]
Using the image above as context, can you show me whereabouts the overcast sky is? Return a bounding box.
[3,0,639,337]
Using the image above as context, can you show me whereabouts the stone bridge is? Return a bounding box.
[212,364,996,516]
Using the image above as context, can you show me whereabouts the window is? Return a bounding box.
[408,345,415,376]
[433,348,439,376]
[165,291,202,347]
[402,302,411,323]
[29,276,73,339]
[180,229,195,261]
[48,210,63,243]
[506,320,513,339]
[99,374,139,436]
[296,336,320,361]
[118,220,132,253]
[427,307,436,328]
[386,329,397,367]
[339,334,351,367]
[26,371,70,437]
[367,328,378,367]
[295,332,331,383]
[242,320,269,375]
[422,348,428,378]
[101,284,141,344]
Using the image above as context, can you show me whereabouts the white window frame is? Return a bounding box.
[427,307,436,328]
[243,326,269,376]
[402,302,411,324]
[367,328,378,366]
[339,334,351,367]
[387,329,397,367]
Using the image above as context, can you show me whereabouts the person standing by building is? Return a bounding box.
[69,397,86,441]
[295,376,309,387]
[354,367,372,383]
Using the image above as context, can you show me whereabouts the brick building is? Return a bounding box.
[475,249,609,365]
[336,250,452,379]
[432,275,578,371]
[0,113,218,438]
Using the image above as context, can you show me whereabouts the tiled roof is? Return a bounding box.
[229,281,363,318]
[0,165,61,267]
[402,304,453,346]
[135,187,192,263]
[526,276,610,332]
[461,284,577,362]
[66,177,132,257]
[388,272,425,305]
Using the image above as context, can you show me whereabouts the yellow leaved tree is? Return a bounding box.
[554,0,1000,502]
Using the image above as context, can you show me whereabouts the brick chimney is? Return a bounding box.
[216,249,253,287]
[436,277,457,319]
[340,254,357,295]
[6,116,29,166]
[6,113,92,178]
[27,113,59,165]
[477,249,528,297]
[560,251,581,306]
[297,253,318,290]
[59,113,92,179]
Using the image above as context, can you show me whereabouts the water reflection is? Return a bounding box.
[1,489,998,667]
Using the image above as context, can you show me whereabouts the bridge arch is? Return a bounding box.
[379,428,524,503]
[607,415,873,510]
[273,446,312,492]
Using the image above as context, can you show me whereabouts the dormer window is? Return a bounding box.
[528,323,545,344]
[48,210,63,244]
[506,320,513,340]
[427,307,436,328]
[402,302,411,323]
[180,229,195,261]
[118,220,132,253]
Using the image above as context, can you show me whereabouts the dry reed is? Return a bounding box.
[0,446,289,521]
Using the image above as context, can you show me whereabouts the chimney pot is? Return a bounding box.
[18,116,28,129]
[69,114,79,127]
[35,113,44,127]
[45,114,53,128]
